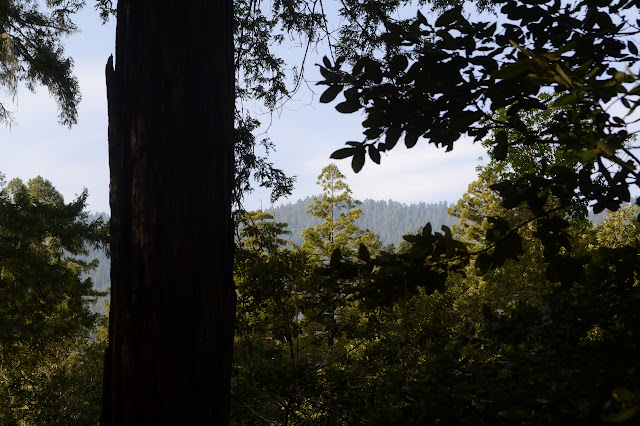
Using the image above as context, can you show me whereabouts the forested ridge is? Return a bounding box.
[263,198,455,246]
[84,199,454,309]
[82,213,111,315]
[87,197,608,300]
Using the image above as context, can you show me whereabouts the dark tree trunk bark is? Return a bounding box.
[101,1,234,424]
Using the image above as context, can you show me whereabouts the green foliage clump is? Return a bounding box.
[0,0,87,126]
[233,166,390,424]
[0,174,108,425]
[233,211,350,424]
[302,163,381,261]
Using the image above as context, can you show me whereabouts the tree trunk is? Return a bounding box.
[101,1,235,424]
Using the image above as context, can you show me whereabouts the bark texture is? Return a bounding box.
[102,1,234,424]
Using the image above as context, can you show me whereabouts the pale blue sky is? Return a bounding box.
[0,6,114,213]
[0,4,486,215]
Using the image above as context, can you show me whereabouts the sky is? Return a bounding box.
[0,6,115,214]
[0,4,487,215]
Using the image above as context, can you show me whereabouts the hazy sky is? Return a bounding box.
[0,5,486,215]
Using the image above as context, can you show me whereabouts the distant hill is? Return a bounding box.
[82,212,111,315]
[84,201,613,307]
[269,197,457,247]
[83,200,456,311]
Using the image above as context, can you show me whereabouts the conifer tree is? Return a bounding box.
[237,210,290,253]
[302,164,380,261]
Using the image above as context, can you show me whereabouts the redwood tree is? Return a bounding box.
[102,1,235,424]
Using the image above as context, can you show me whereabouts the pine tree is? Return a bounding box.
[301,164,380,261]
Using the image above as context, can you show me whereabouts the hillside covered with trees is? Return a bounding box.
[266,197,455,247]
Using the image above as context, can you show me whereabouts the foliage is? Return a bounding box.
[241,139,638,424]
[232,0,323,206]
[322,160,639,424]
[316,5,640,417]
[0,174,108,424]
[317,0,640,300]
[449,176,506,246]
[232,0,498,206]
[0,317,107,426]
[0,0,89,126]
[320,0,640,222]
[233,211,372,424]
[94,0,116,24]
[80,212,111,315]
[233,169,387,424]
[479,94,577,181]
[302,164,381,261]
[596,203,640,249]
[234,113,295,206]
[332,0,496,63]
[448,178,554,311]
[237,209,291,252]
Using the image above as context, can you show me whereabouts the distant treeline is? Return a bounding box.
[84,200,611,306]
[269,197,457,247]
[83,212,111,315]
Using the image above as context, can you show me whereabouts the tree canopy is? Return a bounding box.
[315,1,640,422]
[302,163,381,260]
[321,0,639,213]
[0,0,93,126]
[0,174,107,424]
[320,0,640,281]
